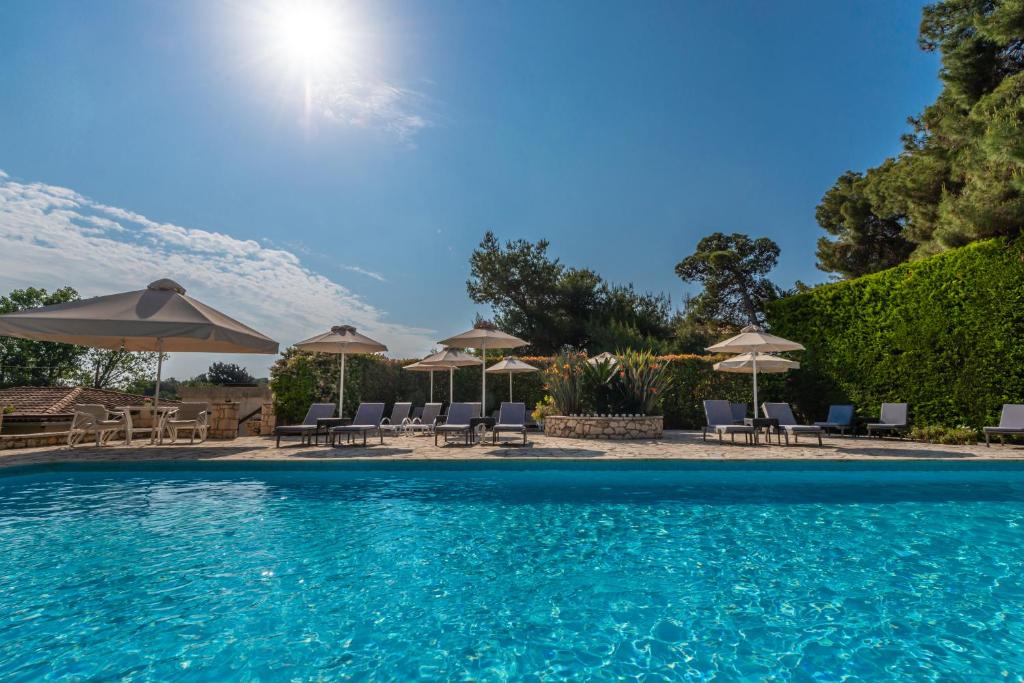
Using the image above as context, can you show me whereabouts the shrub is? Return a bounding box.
[609,349,673,415]
[542,349,588,415]
[532,396,557,423]
[768,238,1024,429]
[909,425,978,445]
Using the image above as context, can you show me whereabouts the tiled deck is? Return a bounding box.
[1,430,1023,468]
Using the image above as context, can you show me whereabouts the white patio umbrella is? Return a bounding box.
[714,352,800,373]
[403,361,447,403]
[439,325,529,413]
[294,325,387,418]
[706,325,804,418]
[485,357,540,402]
[418,347,480,403]
[0,279,278,405]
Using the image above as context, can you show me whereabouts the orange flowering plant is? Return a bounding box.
[542,348,588,415]
[610,348,673,414]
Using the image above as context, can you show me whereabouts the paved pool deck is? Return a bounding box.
[1,430,1023,468]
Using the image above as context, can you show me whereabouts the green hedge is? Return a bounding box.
[767,238,1024,428]
[269,350,755,429]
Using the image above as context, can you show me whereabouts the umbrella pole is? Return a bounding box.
[339,353,346,418]
[509,373,513,402]
[154,339,163,407]
[481,346,486,415]
[429,370,434,403]
[449,367,454,403]
[752,351,759,418]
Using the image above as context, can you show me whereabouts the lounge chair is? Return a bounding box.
[379,402,413,436]
[274,403,336,447]
[984,404,1024,446]
[406,403,442,436]
[762,402,823,446]
[492,402,528,445]
[866,403,908,438]
[68,404,128,447]
[703,400,757,444]
[815,404,855,436]
[730,402,747,424]
[161,402,210,444]
[331,403,386,446]
[434,402,475,446]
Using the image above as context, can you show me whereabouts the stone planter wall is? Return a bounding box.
[208,402,240,440]
[260,402,276,433]
[544,415,663,440]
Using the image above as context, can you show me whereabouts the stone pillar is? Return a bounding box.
[208,401,240,440]
[260,402,276,433]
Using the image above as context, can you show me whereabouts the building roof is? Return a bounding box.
[0,386,178,418]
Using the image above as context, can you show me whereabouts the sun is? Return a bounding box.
[273,1,342,72]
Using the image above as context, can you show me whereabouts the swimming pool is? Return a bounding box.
[1,460,1023,680]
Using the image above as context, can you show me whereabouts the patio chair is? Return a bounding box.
[467,402,482,418]
[410,406,424,421]
[815,404,855,436]
[762,402,823,446]
[161,402,210,444]
[866,403,908,438]
[492,402,528,445]
[274,403,336,447]
[703,400,757,444]
[983,404,1024,446]
[331,403,386,446]
[380,402,413,436]
[435,402,475,446]
[406,403,442,436]
[730,402,747,424]
[68,404,128,448]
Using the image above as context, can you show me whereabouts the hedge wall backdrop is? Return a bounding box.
[767,238,1024,429]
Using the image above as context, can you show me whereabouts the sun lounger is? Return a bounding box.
[274,403,336,447]
[161,402,210,444]
[331,403,386,446]
[984,404,1024,446]
[406,403,442,436]
[492,402,528,445]
[762,402,823,446]
[866,402,908,438]
[435,402,475,446]
[703,400,757,444]
[379,402,413,436]
[730,402,747,424]
[814,404,855,436]
[68,404,128,447]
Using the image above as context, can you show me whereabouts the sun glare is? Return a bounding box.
[274,2,342,72]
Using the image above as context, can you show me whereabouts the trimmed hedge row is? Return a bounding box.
[767,238,1024,429]
[269,350,754,429]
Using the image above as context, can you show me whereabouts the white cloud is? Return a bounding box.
[340,265,387,282]
[0,171,436,376]
[313,79,431,143]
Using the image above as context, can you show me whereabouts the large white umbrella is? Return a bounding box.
[714,352,800,373]
[439,325,529,413]
[485,357,540,402]
[418,348,480,403]
[294,325,387,418]
[706,325,804,418]
[0,279,278,405]
[403,361,446,403]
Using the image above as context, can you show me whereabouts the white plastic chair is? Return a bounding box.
[68,404,128,448]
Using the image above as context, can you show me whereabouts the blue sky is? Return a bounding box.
[0,0,940,377]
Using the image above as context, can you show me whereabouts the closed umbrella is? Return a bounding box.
[485,357,539,402]
[418,348,480,403]
[0,279,278,405]
[439,324,529,414]
[706,325,804,418]
[294,325,387,418]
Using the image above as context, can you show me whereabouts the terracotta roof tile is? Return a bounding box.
[0,386,179,417]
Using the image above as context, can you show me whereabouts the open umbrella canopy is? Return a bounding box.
[419,348,480,368]
[438,325,529,413]
[587,351,617,366]
[714,352,800,374]
[294,325,387,418]
[0,279,278,354]
[486,357,540,402]
[706,325,804,418]
[706,325,804,354]
[403,360,459,403]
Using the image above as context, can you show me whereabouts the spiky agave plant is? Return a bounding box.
[611,349,672,415]
[543,348,588,415]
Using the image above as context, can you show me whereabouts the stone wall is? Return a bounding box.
[0,431,69,450]
[207,402,240,440]
[544,415,663,440]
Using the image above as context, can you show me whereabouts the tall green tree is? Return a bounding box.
[80,348,162,390]
[200,362,256,385]
[817,0,1024,276]
[0,287,85,387]
[467,231,672,353]
[674,233,782,327]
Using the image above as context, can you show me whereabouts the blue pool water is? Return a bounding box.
[1,461,1024,681]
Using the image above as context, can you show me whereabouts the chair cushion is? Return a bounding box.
[867,423,903,429]
[983,427,1024,434]
[332,424,378,432]
[715,425,754,434]
[435,423,471,431]
[494,424,526,431]
[275,425,316,434]
[783,424,821,433]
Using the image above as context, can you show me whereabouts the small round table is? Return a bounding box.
[744,417,780,445]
